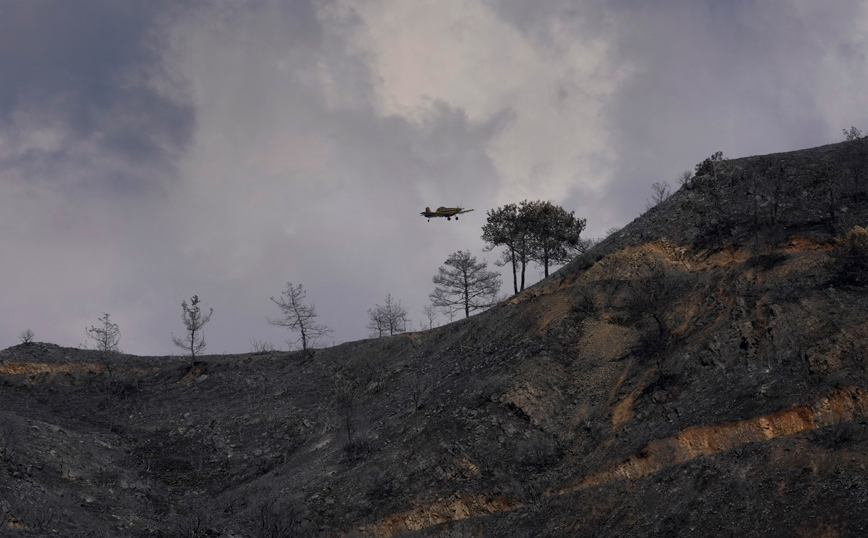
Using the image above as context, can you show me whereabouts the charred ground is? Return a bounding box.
[3,139,868,536]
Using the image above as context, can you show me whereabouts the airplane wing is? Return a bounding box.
[457,209,474,214]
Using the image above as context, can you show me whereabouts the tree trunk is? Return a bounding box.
[463,274,471,318]
[510,248,518,294]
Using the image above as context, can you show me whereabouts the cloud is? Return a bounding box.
[158,2,509,351]
[583,1,868,226]
[0,0,198,352]
[4,0,868,354]
[0,0,510,353]
[0,0,194,195]
[344,0,618,206]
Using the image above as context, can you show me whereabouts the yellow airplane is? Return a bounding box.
[420,206,474,222]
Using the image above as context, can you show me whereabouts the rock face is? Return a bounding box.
[2,139,868,536]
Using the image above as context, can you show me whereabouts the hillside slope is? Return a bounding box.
[3,140,868,537]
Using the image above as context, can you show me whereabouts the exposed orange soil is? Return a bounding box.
[0,362,105,375]
[784,236,835,252]
[581,322,635,365]
[0,361,160,382]
[357,386,868,536]
[568,386,868,492]
[527,293,571,337]
[794,522,842,538]
[611,393,636,431]
[358,493,522,537]
[5,519,25,530]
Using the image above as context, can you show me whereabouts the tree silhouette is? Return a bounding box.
[171,295,212,361]
[86,313,121,354]
[647,181,671,209]
[430,251,501,319]
[524,200,587,278]
[268,283,332,351]
[18,329,35,344]
[482,203,532,294]
[87,312,124,432]
[843,126,864,141]
[421,305,438,330]
[484,200,587,288]
[367,293,409,337]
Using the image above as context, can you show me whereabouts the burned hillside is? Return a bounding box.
[3,139,868,536]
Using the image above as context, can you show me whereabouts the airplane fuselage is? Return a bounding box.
[420,206,473,221]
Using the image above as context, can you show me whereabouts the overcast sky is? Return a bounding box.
[3,0,867,355]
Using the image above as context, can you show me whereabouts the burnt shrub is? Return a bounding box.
[570,286,598,318]
[746,251,789,271]
[622,268,693,340]
[517,436,560,471]
[343,438,371,463]
[808,422,864,449]
[829,226,868,286]
[8,492,59,532]
[365,469,395,501]
[250,498,301,538]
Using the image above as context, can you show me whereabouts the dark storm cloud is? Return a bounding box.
[0,0,194,192]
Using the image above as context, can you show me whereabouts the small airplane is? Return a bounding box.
[420,206,474,222]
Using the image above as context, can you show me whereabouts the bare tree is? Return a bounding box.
[86,313,121,353]
[367,293,409,338]
[843,126,864,141]
[677,169,693,186]
[268,283,332,351]
[86,313,124,431]
[250,340,275,354]
[430,251,502,319]
[18,329,34,344]
[439,303,461,323]
[647,181,671,209]
[171,295,213,361]
[421,304,438,330]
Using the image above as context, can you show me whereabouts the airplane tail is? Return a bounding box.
[425,207,431,212]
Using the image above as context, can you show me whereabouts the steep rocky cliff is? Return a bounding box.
[2,139,868,537]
